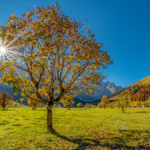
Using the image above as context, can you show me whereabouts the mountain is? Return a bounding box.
[72,98,100,106]
[76,81,122,102]
[110,76,150,102]
[0,81,122,106]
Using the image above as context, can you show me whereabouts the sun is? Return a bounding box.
[0,37,20,62]
[0,46,7,54]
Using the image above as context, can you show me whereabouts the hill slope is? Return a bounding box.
[111,76,150,102]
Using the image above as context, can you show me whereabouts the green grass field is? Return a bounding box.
[0,108,150,150]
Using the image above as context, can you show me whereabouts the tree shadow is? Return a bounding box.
[135,111,148,113]
[36,109,46,111]
[0,109,13,111]
[49,129,150,150]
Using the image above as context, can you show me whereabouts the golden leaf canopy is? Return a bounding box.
[0,4,112,105]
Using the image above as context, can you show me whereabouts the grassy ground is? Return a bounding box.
[0,108,150,150]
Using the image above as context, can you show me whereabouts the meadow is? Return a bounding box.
[0,108,150,150]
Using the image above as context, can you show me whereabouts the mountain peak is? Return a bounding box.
[76,81,122,102]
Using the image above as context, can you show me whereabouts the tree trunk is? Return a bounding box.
[68,106,70,110]
[32,107,36,110]
[2,104,5,110]
[32,104,36,110]
[47,103,53,130]
[122,106,125,113]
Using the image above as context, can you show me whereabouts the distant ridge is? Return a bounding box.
[0,81,122,106]
[76,81,122,102]
[111,76,150,102]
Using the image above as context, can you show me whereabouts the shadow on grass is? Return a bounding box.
[36,109,47,111]
[49,129,150,150]
[0,109,14,111]
[0,120,9,125]
[135,111,148,113]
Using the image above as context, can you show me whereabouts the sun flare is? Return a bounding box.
[0,37,20,62]
[0,46,7,54]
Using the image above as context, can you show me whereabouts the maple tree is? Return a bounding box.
[0,4,112,129]
[118,94,131,113]
[27,94,42,110]
[61,95,74,110]
[98,95,110,108]
[0,91,13,110]
[85,103,96,108]
[77,102,84,108]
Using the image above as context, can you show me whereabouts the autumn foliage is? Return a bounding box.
[0,91,13,110]
[0,4,112,129]
[77,102,84,108]
[61,95,74,110]
[110,76,150,108]
[98,95,110,108]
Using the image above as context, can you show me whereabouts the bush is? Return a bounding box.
[85,103,96,108]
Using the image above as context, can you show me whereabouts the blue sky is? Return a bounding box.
[0,0,149,87]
